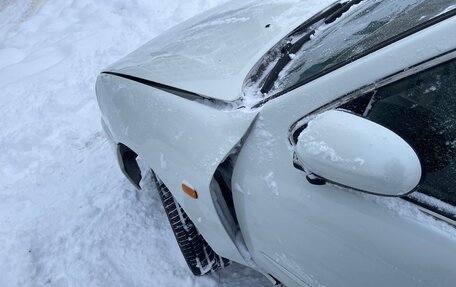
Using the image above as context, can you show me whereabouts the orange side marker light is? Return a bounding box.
[182,183,198,199]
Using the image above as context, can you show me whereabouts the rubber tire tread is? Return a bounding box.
[152,172,230,276]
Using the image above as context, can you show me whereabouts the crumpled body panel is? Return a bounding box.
[96,73,258,263]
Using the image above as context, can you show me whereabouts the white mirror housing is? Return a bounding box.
[295,110,423,196]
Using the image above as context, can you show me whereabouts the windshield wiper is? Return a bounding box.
[325,0,363,24]
[260,31,315,94]
[260,0,364,95]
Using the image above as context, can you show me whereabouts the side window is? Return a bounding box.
[342,58,456,210]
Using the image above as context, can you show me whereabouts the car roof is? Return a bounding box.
[104,0,335,102]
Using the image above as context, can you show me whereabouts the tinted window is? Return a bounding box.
[350,59,456,207]
[271,0,456,94]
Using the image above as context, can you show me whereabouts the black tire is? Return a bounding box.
[152,172,230,276]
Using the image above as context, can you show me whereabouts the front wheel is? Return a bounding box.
[151,171,230,275]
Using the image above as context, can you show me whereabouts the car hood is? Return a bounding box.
[104,0,335,102]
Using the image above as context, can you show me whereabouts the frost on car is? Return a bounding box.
[96,0,456,286]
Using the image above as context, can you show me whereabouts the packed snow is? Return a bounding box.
[0,0,270,286]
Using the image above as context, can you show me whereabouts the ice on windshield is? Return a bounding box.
[269,0,456,95]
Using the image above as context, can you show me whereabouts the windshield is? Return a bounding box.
[266,0,456,95]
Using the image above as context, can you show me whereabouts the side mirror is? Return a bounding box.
[295,110,422,196]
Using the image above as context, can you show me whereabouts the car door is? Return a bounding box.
[232,17,456,287]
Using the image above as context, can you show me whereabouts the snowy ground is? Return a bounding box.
[0,1,270,286]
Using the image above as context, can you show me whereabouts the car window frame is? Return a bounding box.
[288,50,456,227]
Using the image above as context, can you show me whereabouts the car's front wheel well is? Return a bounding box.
[117,143,142,189]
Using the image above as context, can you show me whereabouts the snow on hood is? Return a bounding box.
[104,0,336,102]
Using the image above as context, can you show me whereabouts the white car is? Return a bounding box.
[96,1,456,286]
